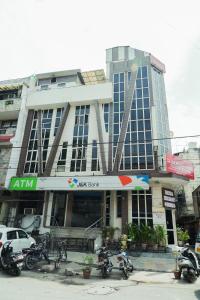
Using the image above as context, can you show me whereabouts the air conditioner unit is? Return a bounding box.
[40,84,49,90]
[24,208,35,215]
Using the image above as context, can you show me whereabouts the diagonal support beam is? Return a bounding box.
[43,103,70,176]
[17,110,34,176]
[112,66,138,173]
[94,101,107,174]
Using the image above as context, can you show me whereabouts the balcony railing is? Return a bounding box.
[0,127,16,135]
[0,98,21,112]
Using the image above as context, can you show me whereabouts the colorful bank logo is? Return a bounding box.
[67,177,79,189]
[118,175,149,190]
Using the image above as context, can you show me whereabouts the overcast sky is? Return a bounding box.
[0,0,200,152]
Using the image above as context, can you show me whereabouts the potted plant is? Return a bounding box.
[120,234,128,251]
[177,227,190,246]
[173,250,181,279]
[154,225,166,251]
[82,255,94,279]
[140,224,151,251]
[126,223,139,250]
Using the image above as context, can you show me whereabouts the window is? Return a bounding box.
[24,109,53,174]
[70,105,90,172]
[91,140,100,171]
[57,142,68,172]
[18,230,28,239]
[54,107,64,136]
[132,189,152,226]
[7,231,17,240]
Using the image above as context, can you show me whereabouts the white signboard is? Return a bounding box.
[153,212,166,225]
[9,175,149,191]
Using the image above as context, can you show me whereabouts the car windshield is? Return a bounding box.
[0,232,2,239]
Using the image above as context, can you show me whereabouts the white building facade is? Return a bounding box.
[1,46,188,249]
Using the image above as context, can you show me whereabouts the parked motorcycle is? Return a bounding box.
[96,247,113,278]
[24,240,50,270]
[116,250,134,279]
[178,244,200,283]
[0,241,24,276]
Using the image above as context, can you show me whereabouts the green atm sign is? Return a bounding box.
[9,177,38,191]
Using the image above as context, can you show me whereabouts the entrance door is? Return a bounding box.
[165,209,175,244]
[71,192,102,227]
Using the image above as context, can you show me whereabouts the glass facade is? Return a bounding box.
[103,103,110,133]
[54,107,64,136]
[24,109,53,174]
[57,142,68,172]
[91,140,100,171]
[132,189,153,226]
[151,67,171,160]
[70,105,90,172]
[113,73,125,161]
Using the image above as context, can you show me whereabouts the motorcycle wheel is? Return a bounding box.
[25,254,35,270]
[184,269,197,283]
[0,257,8,269]
[101,266,108,279]
[8,267,21,276]
[122,268,129,280]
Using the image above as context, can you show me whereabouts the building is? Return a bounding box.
[1,46,188,250]
[175,142,200,243]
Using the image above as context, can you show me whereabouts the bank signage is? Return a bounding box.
[9,175,149,191]
[162,188,176,209]
[166,153,194,180]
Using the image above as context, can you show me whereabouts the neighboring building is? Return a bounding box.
[0,78,28,224]
[1,46,188,250]
[175,142,200,243]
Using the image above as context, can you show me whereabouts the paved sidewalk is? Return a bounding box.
[65,251,176,272]
[129,271,200,285]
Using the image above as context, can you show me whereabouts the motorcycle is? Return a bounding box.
[96,247,113,278]
[23,240,50,270]
[0,241,24,276]
[116,250,134,279]
[178,244,200,283]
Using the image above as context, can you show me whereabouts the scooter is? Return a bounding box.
[178,244,200,283]
[96,247,113,278]
[116,250,134,279]
[0,241,24,276]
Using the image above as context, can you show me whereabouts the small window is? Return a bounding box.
[18,230,28,239]
[7,231,17,240]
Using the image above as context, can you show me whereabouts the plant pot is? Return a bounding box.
[83,269,91,279]
[141,243,147,251]
[174,270,181,279]
[153,244,158,251]
[178,241,183,247]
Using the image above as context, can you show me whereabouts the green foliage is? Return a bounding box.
[154,225,167,246]
[83,255,94,271]
[177,227,190,242]
[140,224,152,243]
[126,223,141,242]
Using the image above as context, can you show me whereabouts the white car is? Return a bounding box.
[0,226,36,256]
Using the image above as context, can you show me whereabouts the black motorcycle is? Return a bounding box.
[24,240,50,270]
[96,247,113,278]
[0,241,24,276]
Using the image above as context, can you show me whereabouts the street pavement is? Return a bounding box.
[0,270,200,300]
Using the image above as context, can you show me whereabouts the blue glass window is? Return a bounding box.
[138,120,144,131]
[145,131,152,141]
[138,132,145,142]
[145,120,151,130]
[136,79,142,88]
[120,73,124,82]
[114,84,119,93]
[144,109,150,119]
[137,110,143,119]
[144,98,150,108]
[114,93,119,102]
[146,143,153,155]
[142,78,148,87]
[132,157,138,169]
[131,145,138,155]
[143,88,149,97]
[114,74,119,83]
[142,66,147,78]
[131,110,136,120]
[137,99,143,109]
[139,144,145,155]
[137,68,141,79]
[131,132,137,142]
[136,89,142,98]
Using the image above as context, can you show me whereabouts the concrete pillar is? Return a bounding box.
[0,201,8,223]
[45,192,53,227]
[121,191,128,232]
[66,192,73,227]
[128,191,132,224]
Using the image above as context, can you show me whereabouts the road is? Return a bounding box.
[0,271,200,300]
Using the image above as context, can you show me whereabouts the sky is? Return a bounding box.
[0,0,200,152]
